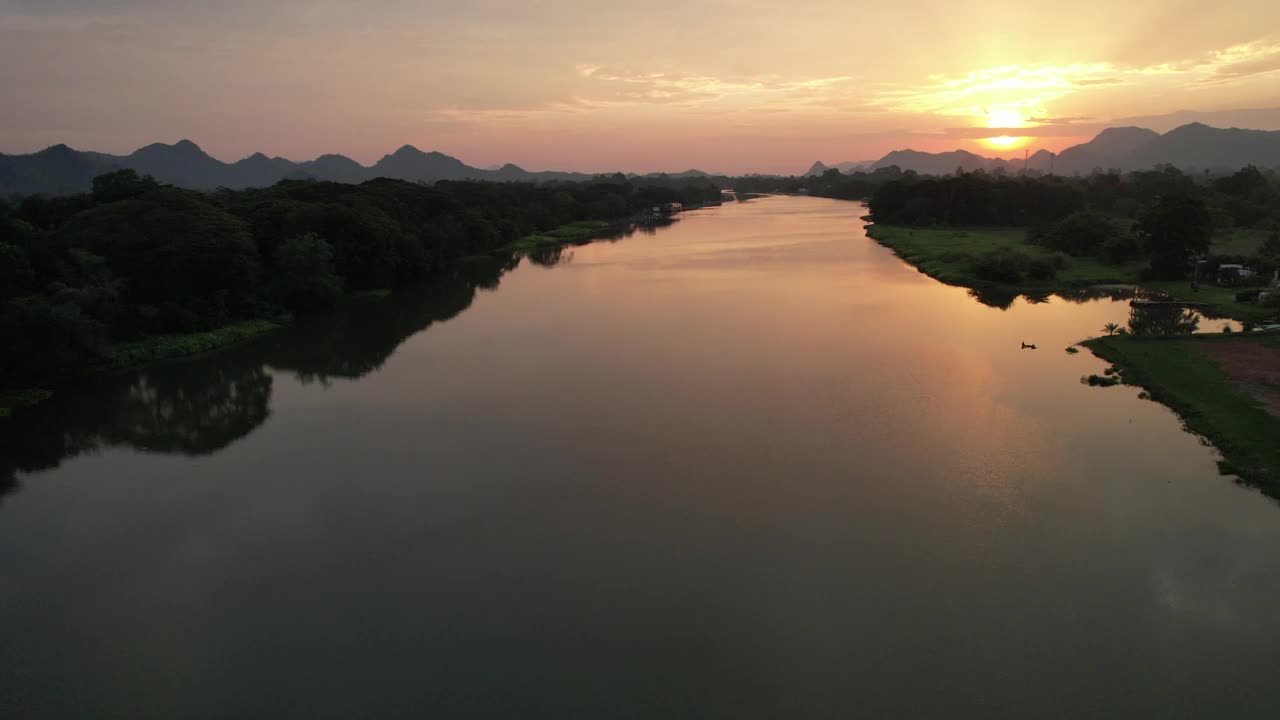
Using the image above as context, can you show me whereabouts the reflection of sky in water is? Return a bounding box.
[3,197,1280,718]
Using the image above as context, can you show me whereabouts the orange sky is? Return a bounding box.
[2,1,1279,173]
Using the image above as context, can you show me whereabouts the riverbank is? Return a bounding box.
[1,207,711,417]
[497,202,722,256]
[866,224,1276,322]
[500,220,614,254]
[0,318,285,417]
[1083,333,1280,497]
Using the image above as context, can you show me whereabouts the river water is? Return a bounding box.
[3,196,1279,718]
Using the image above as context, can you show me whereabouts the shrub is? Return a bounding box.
[1100,231,1140,264]
[1043,211,1122,257]
[1026,258,1058,280]
[972,247,1031,283]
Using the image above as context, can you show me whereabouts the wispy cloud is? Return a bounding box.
[1195,38,1280,85]
[873,35,1280,134]
[873,63,1122,119]
[422,66,859,127]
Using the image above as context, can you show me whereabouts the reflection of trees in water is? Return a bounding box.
[0,357,273,492]
[0,471,16,505]
[969,285,1137,310]
[1056,287,1138,304]
[457,253,519,291]
[528,246,574,268]
[1,263,513,502]
[264,275,480,384]
[967,286,1020,310]
[1128,304,1201,335]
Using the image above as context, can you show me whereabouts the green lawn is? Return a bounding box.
[1083,333,1280,497]
[1211,228,1268,257]
[867,224,1277,322]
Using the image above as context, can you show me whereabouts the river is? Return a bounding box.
[3,196,1279,718]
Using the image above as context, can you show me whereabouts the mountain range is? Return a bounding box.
[0,141,713,197]
[805,122,1280,177]
[4,121,1279,197]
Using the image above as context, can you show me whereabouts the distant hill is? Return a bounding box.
[0,144,119,196]
[0,141,658,196]
[1053,127,1161,174]
[871,149,1007,175]
[804,160,873,176]
[1118,122,1280,171]
[862,123,1280,177]
[7,121,1280,196]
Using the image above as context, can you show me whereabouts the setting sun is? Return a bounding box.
[980,108,1030,150]
[986,109,1026,128]
[982,135,1029,150]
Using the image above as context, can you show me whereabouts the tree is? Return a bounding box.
[0,242,35,299]
[1213,165,1266,199]
[1262,231,1280,262]
[91,169,159,204]
[273,233,343,311]
[1102,322,1120,336]
[1038,211,1121,257]
[1136,195,1212,279]
[53,188,261,330]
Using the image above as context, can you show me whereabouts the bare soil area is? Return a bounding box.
[1201,338,1280,419]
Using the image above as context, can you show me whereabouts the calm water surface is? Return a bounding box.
[3,197,1279,718]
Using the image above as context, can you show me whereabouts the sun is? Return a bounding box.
[980,108,1030,151]
[986,108,1025,128]
[982,135,1027,150]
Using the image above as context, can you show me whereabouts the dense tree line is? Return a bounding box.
[865,165,1280,280]
[865,165,1279,227]
[0,171,722,385]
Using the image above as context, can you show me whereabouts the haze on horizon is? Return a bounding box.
[2,0,1279,174]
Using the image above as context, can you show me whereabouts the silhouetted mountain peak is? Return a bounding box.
[1163,122,1218,139]
[36,144,77,156]
[132,140,213,159]
[1094,126,1158,141]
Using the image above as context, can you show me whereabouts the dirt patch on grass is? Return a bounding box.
[1201,339,1280,419]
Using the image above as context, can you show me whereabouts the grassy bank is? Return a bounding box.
[1083,333,1280,496]
[867,225,1137,288]
[867,224,1275,321]
[99,318,285,371]
[501,220,613,254]
[1,318,285,418]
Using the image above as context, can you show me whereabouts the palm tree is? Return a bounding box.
[1103,322,1121,336]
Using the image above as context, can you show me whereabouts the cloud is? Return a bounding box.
[420,66,861,128]
[874,35,1280,137]
[873,63,1121,118]
[1195,38,1280,84]
[578,66,855,108]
